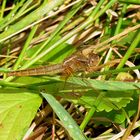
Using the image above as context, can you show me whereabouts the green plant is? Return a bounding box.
[0,0,140,139]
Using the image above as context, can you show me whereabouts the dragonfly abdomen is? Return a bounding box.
[7,64,63,76]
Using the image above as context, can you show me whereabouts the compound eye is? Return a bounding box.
[88,53,99,66]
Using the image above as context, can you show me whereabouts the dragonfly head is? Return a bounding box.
[87,52,99,67]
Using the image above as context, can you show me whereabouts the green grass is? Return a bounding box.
[0,0,140,139]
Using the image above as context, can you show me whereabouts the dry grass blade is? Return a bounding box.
[121,95,140,140]
[82,24,140,55]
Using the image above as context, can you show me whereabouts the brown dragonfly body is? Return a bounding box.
[7,51,99,77]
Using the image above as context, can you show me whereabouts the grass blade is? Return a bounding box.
[41,92,87,140]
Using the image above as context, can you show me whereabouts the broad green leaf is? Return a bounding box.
[72,90,133,112]
[41,92,87,140]
[0,88,42,140]
[94,110,126,125]
[93,97,138,125]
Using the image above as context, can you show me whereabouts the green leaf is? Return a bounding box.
[72,90,133,112]
[2,75,139,116]
[93,96,138,125]
[41,92,87,140]
[94,110,126,125]
[0,88,42,140]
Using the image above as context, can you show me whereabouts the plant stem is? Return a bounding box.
[0,0,7,18]
[13,25,38,70]
[90,65,140,77]
[117,30,140,69]
[80,93,104,131]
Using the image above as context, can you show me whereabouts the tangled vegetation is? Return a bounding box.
[0,0,140,139]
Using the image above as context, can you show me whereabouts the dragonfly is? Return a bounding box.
[7,51,99,77]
